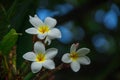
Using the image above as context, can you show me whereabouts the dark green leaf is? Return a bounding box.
[24,72,35,80]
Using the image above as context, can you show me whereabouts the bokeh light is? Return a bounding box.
[58,25,73,44]
[36,8,58,20]
[92,34,110,53]
[95,9,105,23]
[103,10,118,30]
[111,3,120,16]
[95,3,120,30]
[54,3,74,15]
[73,27,85,41]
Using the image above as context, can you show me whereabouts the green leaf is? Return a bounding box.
[24,72,35,80]
[0,29,18,56]
[0,10,9,40]
[7,0,18,20]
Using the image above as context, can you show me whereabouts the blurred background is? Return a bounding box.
[0,0,120,80]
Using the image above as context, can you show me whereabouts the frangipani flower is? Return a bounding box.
[23,41,58,73]
[62,43,91,72]
[25,15,61,45]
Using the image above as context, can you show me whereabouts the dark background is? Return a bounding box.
[0,0,120,80]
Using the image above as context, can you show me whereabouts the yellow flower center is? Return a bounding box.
[38,25,49,34]
[70,52,79,61]
[36,53,46,62]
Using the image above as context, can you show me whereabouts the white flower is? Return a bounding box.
[25,15,61,45]
[61,43,91,72]
[23,41,58,73]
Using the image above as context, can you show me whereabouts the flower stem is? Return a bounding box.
[39,63,64,80]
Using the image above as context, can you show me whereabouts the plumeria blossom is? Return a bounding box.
[25,15,61,45]
[62,43,91,72]
[23,41,58,73]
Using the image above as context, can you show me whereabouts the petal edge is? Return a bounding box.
[44,17,57,28]
[23,52,36,61]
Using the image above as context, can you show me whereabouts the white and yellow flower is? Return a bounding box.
[23,41,58,73]
[25,15,61,45]
[61,43,90,72]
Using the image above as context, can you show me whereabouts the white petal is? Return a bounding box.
[70,44,77,53]
[31,62,42,73]
[37,34,46,39]
[46,48,58,59]
[70,62,80,72]
[43,60,55,69]
[44,17,57,28]
[48,28,61,39]
[61,53,71,63]
[77,48,90,56]
[23,52,36,61]
[44,37,51,45]
[29,15,43,28]
[78,56,91,65]
[25,28,38,34]
[34,41,45,54]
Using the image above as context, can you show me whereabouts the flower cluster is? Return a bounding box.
[23,15,91,73]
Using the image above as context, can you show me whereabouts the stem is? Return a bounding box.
[32,68,46,80]
[39,63,64,80]
[4,56,9,71]
[21,61,30,77]
[3,56,12,80]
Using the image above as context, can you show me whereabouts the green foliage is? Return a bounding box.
[24,72,35,80]
[0,5,9,40]
[6,0,36,68]
[7,0,18,20]
[0,29,18,56]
